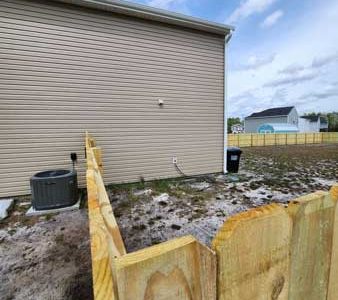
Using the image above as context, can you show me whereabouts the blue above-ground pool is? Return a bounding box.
[258,123,299,133]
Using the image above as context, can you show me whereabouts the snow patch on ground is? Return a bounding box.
[1,144,337,299]
[0,199,14,220]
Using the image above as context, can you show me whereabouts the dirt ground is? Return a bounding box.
[111,144,338,252]
[0,144,337,299]
[0,197,92,300]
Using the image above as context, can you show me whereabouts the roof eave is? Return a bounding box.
[54,0,234,36]
[245,115,289,120]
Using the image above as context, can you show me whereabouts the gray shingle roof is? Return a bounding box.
[301,115,328,124]
[246,106,294,118]
[301,115,320,122]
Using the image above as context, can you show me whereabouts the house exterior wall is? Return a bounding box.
[287,107,299,126]
[320,122,329,131]
[0,0,225,196]
[299,118,320,133]
[244,116,288,133]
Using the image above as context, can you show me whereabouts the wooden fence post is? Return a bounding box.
[288,192,336,300]
[328,184,338,300]
[212,204,291,300]
[263,134,266,146]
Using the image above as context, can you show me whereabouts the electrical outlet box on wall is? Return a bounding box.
[172,156,178,164]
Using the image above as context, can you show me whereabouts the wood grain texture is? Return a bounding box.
[227,132,338,147]
[212,204,291,300]
[87,168,116,300]
[288,191,335,300]
[114,235,216,300]
[86,133,126,257]
[92,146,104,175]
[86,133,126,299]
[93,169,126,257]
[328,184,338,300]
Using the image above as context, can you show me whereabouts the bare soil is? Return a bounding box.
[0,197,93,300]
[0,144,337,299]
[110,144,338,252]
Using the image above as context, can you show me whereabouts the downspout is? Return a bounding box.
[223,32,233,174]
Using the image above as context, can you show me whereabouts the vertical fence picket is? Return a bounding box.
[227,132,338,147]
[115,236,216,300]
[86,132,338,299]
[328,185,338,300]
[212,204,291,300]
[288,192,336,300]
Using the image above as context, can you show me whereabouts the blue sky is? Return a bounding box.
[129,0,338,118]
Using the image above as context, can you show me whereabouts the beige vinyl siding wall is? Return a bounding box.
[0,0,225,197]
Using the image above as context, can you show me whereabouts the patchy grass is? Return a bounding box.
[1,144,336,300]
[106,144,337,252]
[149,179,176,194]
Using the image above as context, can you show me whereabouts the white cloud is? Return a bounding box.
[298,85,338,101]
[147,0,185,10]
[278,52,338,75]
[228,0,338,117]
[236,53,276,71]
[260,10,284,28]
[227,0,277,24]
[279,64,305,75]
[264,71,319,87]
[312,52,338,68]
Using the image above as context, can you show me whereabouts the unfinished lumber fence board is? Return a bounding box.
[85,132,216,300]
[327,184,338,300]
[87,168,116,300]
[212,204,292,300]
[288,191,336,300]
[86,131,127,300]
[227,132,338,147]
[86,132,338,300]
[114,236,216,300]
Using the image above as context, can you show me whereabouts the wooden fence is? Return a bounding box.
[85,132,338,300]
[228,132,338,147]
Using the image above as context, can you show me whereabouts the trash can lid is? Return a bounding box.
[227,146,242,152]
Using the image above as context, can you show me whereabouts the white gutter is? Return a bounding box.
[223,32,232,174]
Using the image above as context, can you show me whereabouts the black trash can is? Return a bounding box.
[226,147,242,173]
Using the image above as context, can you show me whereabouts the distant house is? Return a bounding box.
[299,115,329,133]
[244,106,298,133]
[231,123,244,134]
[257,123,299,133]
